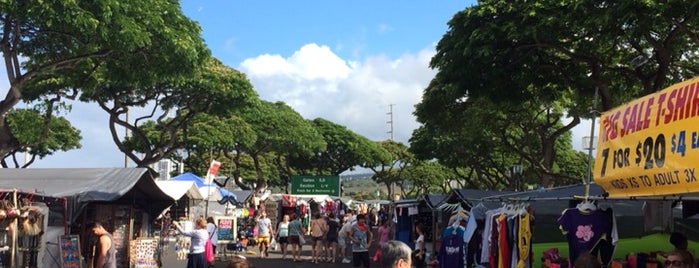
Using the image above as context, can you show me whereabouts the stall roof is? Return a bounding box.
[474,183,644,216]
[0,168,175,222]
[419,194,447,209]
[170,172,239,204]
[395,198,418,208]
[156,180,204,200]
[0,168,170,201]
[455,189,515,201]
[230,190,253,203]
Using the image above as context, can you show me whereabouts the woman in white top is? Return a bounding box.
[174,217,209,268]
[413,223,426,268]
[277,214,291,259]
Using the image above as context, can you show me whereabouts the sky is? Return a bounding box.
[1,1,592,169]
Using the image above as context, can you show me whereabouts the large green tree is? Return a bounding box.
[432,0,699,113]
[236,101,326,192]
[287,118,386,175]
[366,140,411,199]
[400,160,454,197]
[415,0,699,187]
[96,58,256,168]
[1,0,208,166]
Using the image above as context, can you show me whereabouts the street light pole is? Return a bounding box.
[585,87,599,197]
[512,164,522,191]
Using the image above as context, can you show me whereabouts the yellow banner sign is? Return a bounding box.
[594,76,699,197]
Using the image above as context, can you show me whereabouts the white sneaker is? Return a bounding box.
[342,258,351,263]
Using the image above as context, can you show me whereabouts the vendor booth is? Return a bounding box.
[394,194,446,249]
[155,180,203,224]
[573,76,699,268]
[170,172,243,218]
[0,168,175,268]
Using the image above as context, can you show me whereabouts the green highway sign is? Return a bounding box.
[290,175,340,196]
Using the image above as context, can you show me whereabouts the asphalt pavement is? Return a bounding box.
[160,237,378,268]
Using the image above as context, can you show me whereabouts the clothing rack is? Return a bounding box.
[459,193,699,203]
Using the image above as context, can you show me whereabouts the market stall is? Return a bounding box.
[0,168,175,268]
[582,76,699,268]
[169,172,242,219]
[155,180,204,224]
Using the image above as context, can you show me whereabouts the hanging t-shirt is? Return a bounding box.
[590,207,617,266]
[517,213,531,268]
[441,225,465,240]
[557,208,612,263]
[439,232,465,268]
[497,214,511,268]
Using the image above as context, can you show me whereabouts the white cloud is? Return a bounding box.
[1,43,597,169]
[241,43,351,81]
[239,43,436,144]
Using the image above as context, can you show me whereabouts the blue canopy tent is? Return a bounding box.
[170,172,240,205]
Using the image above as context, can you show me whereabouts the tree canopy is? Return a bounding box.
[1,0,210,164]
[414,0,699,188]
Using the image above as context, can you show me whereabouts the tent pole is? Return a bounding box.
[205,186,210,218]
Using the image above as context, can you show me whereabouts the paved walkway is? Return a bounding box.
[161,237,378,268]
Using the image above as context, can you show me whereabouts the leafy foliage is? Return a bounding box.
[413,0,699,188]
[2,108,81,167]
[287,118,387,175]
[0,0,210,166]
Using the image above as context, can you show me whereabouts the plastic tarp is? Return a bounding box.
[0,168,175,223]
[155,180,204,200]
[170,172,239,205]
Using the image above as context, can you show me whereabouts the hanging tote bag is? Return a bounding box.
[205,227,217,263]
[205,239,214,263]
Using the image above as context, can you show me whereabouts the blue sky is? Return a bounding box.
[1,1,591,169]
[180,1,470,63]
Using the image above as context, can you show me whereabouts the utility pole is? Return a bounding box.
[387,104,394,140]
[124,107,130,168]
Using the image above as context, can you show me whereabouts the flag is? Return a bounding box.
[206,160,221,184]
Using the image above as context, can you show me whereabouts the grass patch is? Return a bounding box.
[530,233,699,268]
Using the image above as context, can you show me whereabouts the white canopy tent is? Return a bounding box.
[155,180,205,201]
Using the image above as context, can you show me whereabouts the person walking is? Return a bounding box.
[412,223,426,268]
[206,217,219,267]
[277,214,291,259]
[255,211,274,258]
[173,217,209,268]
[338,213,353,263]
[88,222,116,268]
[349,214,373,268]
[206,217,219,252]
[310,213,328,264]
[374,219,391,262]
[287,213,306,262]
[325,213,340,263]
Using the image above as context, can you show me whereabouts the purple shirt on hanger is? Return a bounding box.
[557,208,611,263]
